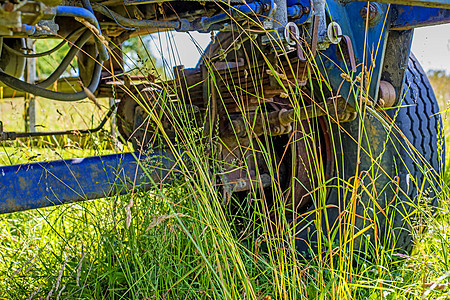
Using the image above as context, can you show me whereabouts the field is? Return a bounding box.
[0,49,449,298]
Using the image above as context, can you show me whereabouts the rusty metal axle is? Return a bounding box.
[227,97,355,138]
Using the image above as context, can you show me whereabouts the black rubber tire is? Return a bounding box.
[293,54,444,258]
[199,33,444,257]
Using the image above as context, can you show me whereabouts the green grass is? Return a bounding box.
[0,28,449,299]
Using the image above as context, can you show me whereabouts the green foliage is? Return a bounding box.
[33,34,163,79]
[35,39,75,78]
[122,35,164,77]
[428,72,450,184]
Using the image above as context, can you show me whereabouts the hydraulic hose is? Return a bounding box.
[81,0,94,14]
[36,30,92,88]
[92,3,180,29]
[0,57,103,101]
[55,6,109,61]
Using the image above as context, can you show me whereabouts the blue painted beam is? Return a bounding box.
[317,1,392,104]
[314,1,450,107]
[346,0,450,9]
[391,5,450,30]
[387,0,450,9]
[0,151,181,214]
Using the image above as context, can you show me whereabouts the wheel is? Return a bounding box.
[290,53,444,257]
[201,32,443,257]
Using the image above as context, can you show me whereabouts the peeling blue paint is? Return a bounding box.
[0,151,181,214]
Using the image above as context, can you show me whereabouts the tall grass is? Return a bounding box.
[0,15,449,300]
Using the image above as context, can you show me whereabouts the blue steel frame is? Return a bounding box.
[0,151,182,214]
[0,0,449,214]
[317,1,450,108]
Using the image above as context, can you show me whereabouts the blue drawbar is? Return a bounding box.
[0,151,182,214]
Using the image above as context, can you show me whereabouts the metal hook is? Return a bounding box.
[284,22,307,61]
[311,16,320,57]
[339,35,357,72]
[327,22,357,72]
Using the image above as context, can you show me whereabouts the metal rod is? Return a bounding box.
[227,97,352,138]
[92,3,181,29]
[194,2,266,30]
[0,150,182,214]
[1,104,117,141]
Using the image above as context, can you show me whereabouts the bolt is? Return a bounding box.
[378,80,396,108]
[273,126,281,135]
[3,2,14,12]
[302,6,310,14]
[360,4,378,21]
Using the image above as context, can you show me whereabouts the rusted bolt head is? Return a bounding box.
[3,2,14,12]
[339,112,357,123]
[302,6,310,14]
[378,80,396,108]
[360,4,378,21]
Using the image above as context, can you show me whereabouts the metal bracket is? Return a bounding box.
[285,22,307,61]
